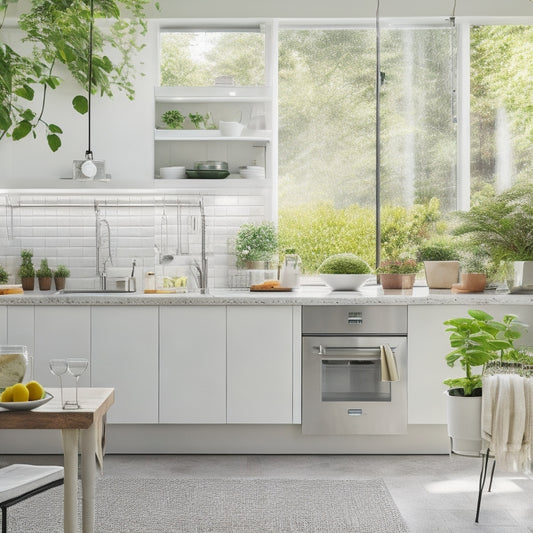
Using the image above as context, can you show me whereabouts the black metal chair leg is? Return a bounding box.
[488,458,496,492]
[475,448,491,523]
[2,505,7,533]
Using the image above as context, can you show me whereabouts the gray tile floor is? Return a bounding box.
[2,454,532,532]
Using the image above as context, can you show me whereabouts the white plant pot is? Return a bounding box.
[511,261,533,292]
[445,390,482,456]
[424,261,460,289]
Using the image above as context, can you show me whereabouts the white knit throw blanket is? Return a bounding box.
[482,374,533,472]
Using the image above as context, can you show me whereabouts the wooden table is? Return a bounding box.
[0,387,114,533]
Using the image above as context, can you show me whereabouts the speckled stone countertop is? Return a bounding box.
[1,284,532,305]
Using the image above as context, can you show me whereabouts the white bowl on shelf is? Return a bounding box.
[219,121,245,137]
[319,274,372,291]
[159,166,186,179]
[240,166,266,179]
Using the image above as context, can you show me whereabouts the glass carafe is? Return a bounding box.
[280,254,301,289]
[0,346,29,388]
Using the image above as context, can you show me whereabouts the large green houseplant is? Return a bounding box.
[443,308,527,455]
[0,0,153,151]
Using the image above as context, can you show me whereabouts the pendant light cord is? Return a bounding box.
[85,0,94,159]
[375,0,381,269]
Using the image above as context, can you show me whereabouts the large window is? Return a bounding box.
[470,25,533,199]
[277,24,456,270]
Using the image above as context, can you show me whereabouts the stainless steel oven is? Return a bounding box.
[302,305,408,435]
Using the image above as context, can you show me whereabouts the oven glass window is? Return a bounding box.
[321,360,391,402]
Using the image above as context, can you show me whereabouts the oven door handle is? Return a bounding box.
[314,345,386,360]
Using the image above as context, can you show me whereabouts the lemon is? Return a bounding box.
[25,380,45,401]
[1,386,14,402]
[12,383,30,402]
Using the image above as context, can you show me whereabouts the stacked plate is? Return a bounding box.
[240,166,266,179]
[159,166,186,179]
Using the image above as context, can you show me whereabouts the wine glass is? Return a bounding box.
[66,358,89,409]
[49,359,68,407]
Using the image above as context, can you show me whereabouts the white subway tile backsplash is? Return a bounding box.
[0,191,269,288]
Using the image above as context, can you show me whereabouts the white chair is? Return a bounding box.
[0,464,64,533]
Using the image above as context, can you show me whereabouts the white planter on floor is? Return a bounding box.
[445,389,482,456]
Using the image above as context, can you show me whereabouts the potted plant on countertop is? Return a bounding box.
[451,253,488,294]
[377,257,420,289]
[318,253,373,291]
[18,249,35,291]
[36,259,53,291]
[235,222,278,269]
[53,265,71,291]
[443,309,527,455]
[453,182,533,292]
[0,265,8,284]
[417,237,460,289]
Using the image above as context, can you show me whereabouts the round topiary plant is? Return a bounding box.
[318,254,372,274]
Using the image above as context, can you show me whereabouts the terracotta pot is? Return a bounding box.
[424,261,460,289]
[38,277,52,291]
[54,277,66,291]
[21,277,35,291]
[452,273,487,293]
[379,273,416,289]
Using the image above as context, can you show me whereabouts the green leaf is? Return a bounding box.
[12,120,32,140]
[14,84,35,101]
[72,95,88,114]
[47,134,61,152]
[21,109,35,121]
[48,124,63,134]
[0,108,12,131]
[468,309,493,322]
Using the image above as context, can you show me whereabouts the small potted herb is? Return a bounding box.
[188,112,216,129]
[417,237,460,289]
[54,265,71,291]
[36,258,53,291]
[161,110,185,129]
[0,265,8,284]
[377,257,420,289]
[452,252,488,293]
[18,249,35,291]
[235,222,278,269]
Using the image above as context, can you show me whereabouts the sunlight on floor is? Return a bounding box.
[425,478,523,494]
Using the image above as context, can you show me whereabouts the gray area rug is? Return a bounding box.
[6,478,409,533]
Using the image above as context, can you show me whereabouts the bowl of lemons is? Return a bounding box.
[0,380,53,411]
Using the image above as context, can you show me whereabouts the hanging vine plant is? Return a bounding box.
[0,0,155,151]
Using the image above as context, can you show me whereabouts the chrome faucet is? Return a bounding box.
[191,200,208,294]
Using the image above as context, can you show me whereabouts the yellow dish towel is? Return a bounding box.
[380,344,400,382]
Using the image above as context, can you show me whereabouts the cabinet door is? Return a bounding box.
[408,304,533,424]
[0,306,6,344]
[34,306,91,388]
[227,306,293,424]
[91,306,158,424]
[160,306,226,423]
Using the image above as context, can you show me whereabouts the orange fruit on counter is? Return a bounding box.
[25,380,45,401]
[0,386,13,402]
[12,383,30,402]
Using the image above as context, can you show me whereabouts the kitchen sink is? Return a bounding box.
[55,289,136,294]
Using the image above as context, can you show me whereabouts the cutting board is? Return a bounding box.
[0,284,24,295]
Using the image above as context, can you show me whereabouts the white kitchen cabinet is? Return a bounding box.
[408,304,533,424]
[91,306,159,424]
[227,306,294,424]
[159,306,226,423]
[34,306,91,388]
[0,306,6,343]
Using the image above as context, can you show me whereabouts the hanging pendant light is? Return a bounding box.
[73,0,109,181]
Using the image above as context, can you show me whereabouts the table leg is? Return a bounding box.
[81,423,97,533]
[61,428,79,533]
